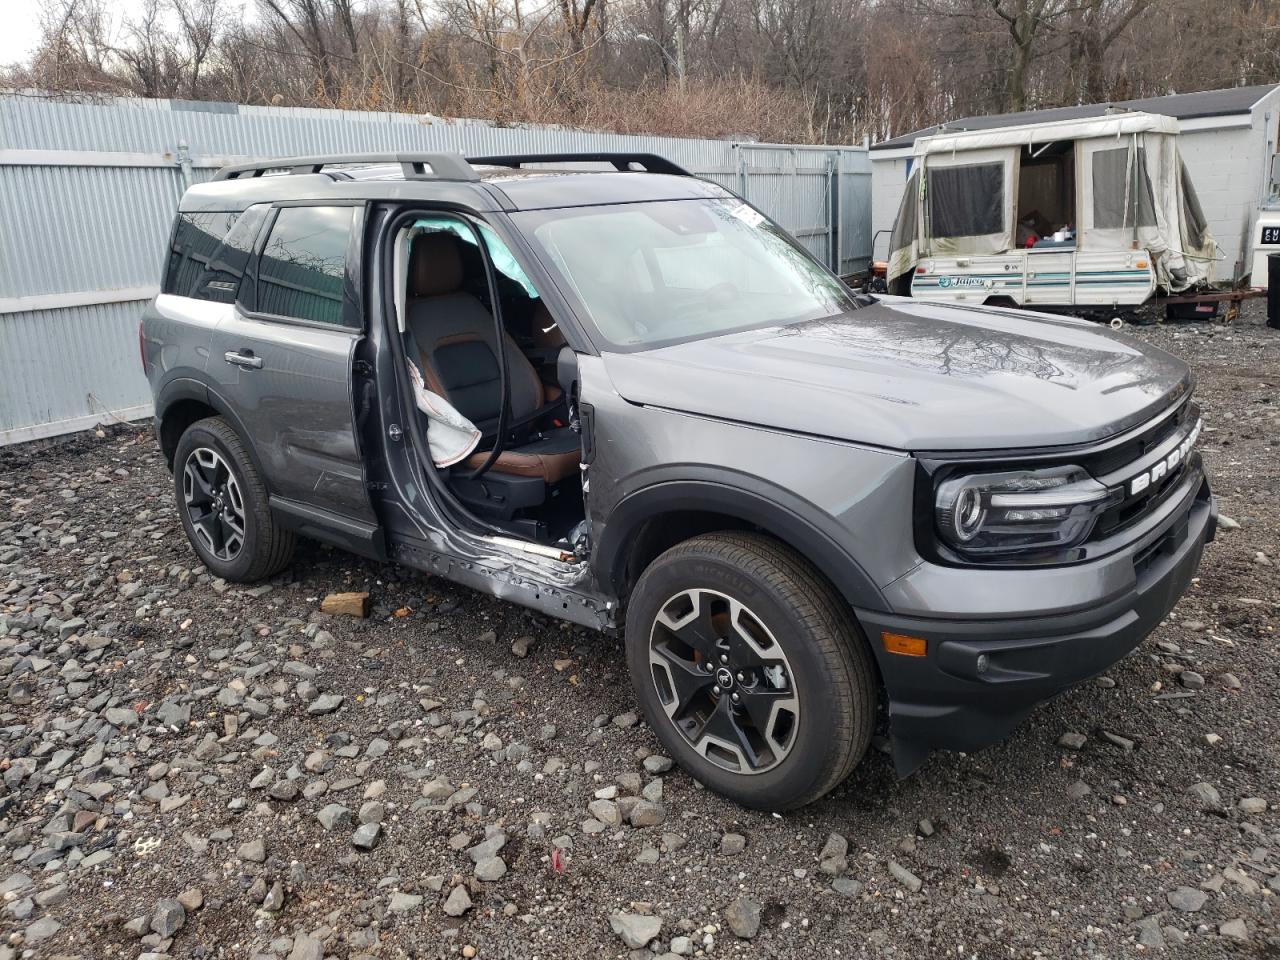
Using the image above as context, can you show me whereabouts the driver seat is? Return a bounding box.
[405,232,579,517]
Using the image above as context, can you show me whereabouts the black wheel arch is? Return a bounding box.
[156,378,266,481]
[594,477,890,616]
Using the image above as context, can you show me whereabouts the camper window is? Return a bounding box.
[889,170,919,253]
[1092,147,1156,230]
[927,163,1003,238]
[1016,142,1074,246]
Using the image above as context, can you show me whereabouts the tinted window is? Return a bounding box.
[927,163,1003,238]
[255,206,355,326]
[197,205,269,305]
[163,211,239,296]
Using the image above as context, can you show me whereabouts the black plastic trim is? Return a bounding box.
[595,478,889,612]
[270,495,387,561]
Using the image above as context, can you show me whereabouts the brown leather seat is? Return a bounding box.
[406,232,578,485]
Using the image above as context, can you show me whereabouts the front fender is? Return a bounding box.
[594,476,890,614]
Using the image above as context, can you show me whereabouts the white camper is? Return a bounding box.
[885,112,1218,310]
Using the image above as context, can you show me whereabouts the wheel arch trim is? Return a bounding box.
[595,477,889,614]
[156,377,267,481]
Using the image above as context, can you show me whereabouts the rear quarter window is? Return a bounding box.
[163,211,239,296]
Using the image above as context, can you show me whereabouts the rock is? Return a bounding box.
[612,711,639,728]
[1238,797,1267,814]
[1219,672,1243,690]
[1101,730,1134,752]
[1058,732,1087,750]
[724,896,762,939]
[1179,670,1206,690]
[587,798,622,826]
[238,838,267,863]
[819,831,849,874]
[720,832,746,855]
[1217,514,1240,530]
[1136,916,1165,949]
[443,885,472,917]
[475,856,507,881]
[643,755,674,774]
[609,911,662,949]
[510,636,531,658]
[1067,780,1092,800]
[1188,781,1223,811]
[177,888,204,911]
[104,706,138,728]
[317,803,353,830]
[24,916,61,943]
[832,876,864,897]
[351,822,382,850]
[320,591,370,617]
[1167,886,1209,912]
[390,892,423,913]
[888,860,923,893]
[288,933,325,960]
[670,934,694,955]
[263,879,286,911]
[628,800,666,827]
[1219,918,1249,942]
[150,898,186,937]
[307,693,344,715]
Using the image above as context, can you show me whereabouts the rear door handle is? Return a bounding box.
[224,351,263,370]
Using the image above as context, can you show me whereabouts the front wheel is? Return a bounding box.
[624,532,877,810]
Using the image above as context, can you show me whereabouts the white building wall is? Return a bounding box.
[870,154,910,260]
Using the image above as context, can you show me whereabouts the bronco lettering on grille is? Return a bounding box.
[1128,419,1201,496]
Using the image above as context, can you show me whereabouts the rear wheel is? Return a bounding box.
[624,532,876,810]
[173,417,294,582]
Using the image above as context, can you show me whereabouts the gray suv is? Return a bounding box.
[143,151,1217,810]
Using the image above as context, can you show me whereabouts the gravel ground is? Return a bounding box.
[1,303,1278,960]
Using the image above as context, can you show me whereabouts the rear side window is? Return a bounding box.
[197,205,269,304]
[255,206,355,327]
[163,211,239,296]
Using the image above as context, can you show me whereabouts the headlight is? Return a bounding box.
[934,465,1119,561]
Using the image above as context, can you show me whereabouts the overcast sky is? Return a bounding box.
[0,0,254,68]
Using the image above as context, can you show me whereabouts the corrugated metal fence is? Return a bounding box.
[0,95,871,445]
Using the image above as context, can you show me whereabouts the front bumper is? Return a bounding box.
[857,474,1216,775]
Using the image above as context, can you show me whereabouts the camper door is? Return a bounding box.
[920,147,1016,258]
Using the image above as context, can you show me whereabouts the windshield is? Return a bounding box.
[514,199,860,350]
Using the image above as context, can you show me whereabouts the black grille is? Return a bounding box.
[1085,399,1199,544]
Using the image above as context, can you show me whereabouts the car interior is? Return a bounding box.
[396,219,587,548]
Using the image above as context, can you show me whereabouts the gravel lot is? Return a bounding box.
[2,304,1278,960]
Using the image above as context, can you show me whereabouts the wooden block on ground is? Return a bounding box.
[320,591,370,618]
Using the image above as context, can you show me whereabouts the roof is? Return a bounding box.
[181,163,731,214]
[872,83,1278,152]
[914,111,1180,156]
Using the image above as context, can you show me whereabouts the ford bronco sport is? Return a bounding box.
[143,151,1217,810]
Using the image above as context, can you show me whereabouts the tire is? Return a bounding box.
[624,531,876,810]
[172,416,295,582]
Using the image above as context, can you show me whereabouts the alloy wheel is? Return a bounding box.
[182,447,246,562]
[647,588,800,774]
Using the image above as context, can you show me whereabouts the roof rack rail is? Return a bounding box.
[466,152,691,177]
[212,152,480,182]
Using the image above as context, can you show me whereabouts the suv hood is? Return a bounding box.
[600,298,1192,451]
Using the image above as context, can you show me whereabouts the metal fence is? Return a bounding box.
[0,94,871,445]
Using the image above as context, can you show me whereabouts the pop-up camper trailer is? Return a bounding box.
[885,112,1218,311]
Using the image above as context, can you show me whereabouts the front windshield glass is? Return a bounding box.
[514,199,860,350]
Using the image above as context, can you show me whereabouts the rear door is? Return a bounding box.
[207,202,379,530]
